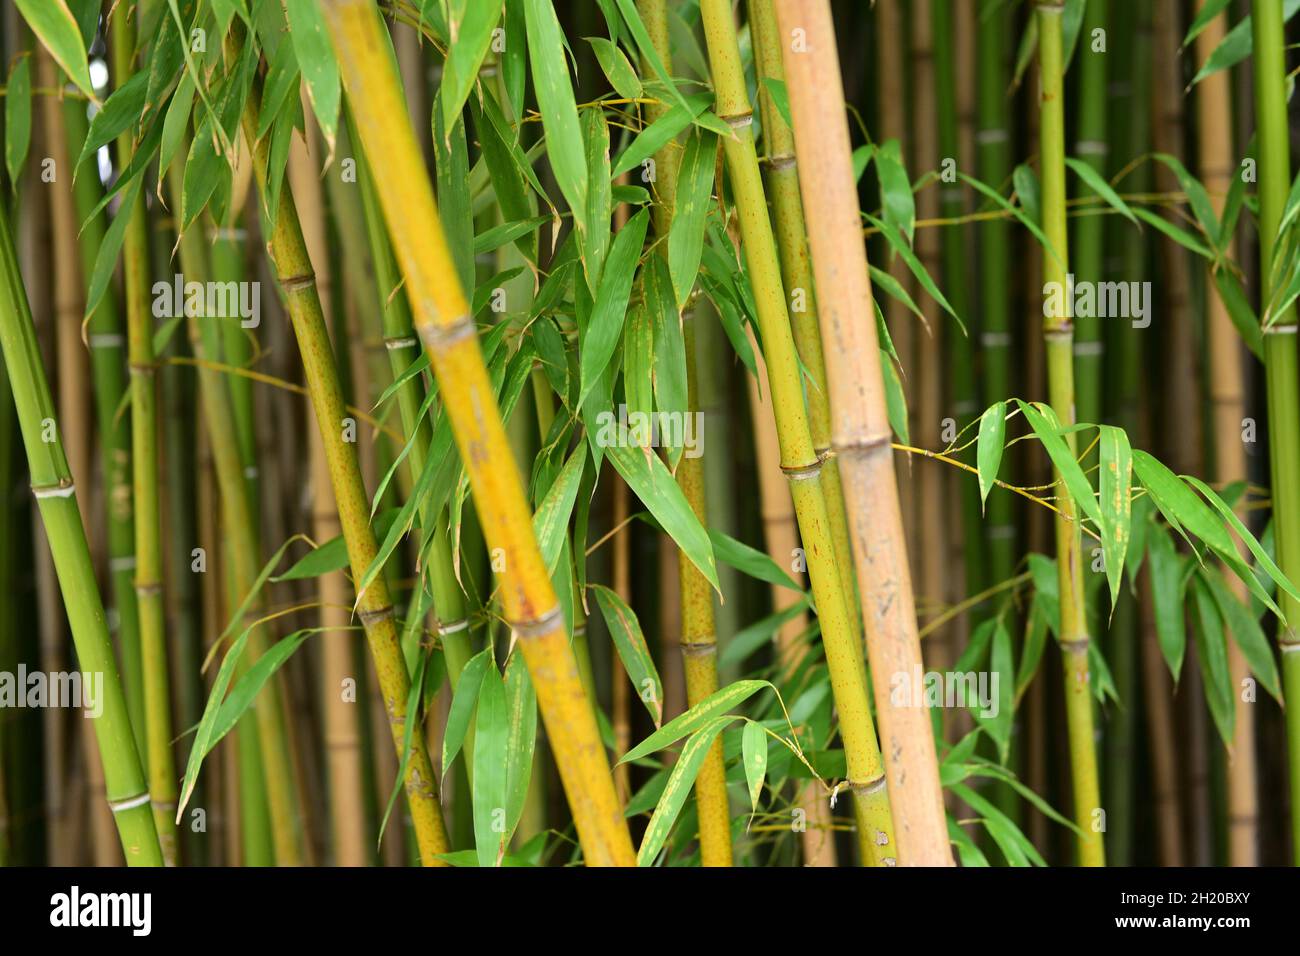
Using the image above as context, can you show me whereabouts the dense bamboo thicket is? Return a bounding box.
[3,0,1300,869]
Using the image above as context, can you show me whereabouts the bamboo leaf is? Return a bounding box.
[442,648,491,776]
[586,36,642,101]
[709,528,800,591]
[1015,400,1104,532]
[605,441,719,590]
[84,172,144,322]
[524,0,588,226]
[1097,424,1132,609]
[1188,0,1300,87]
[582,106,612,288]
[864,213,961,328]
[1148,527,1188,680]
[1064,156,1137,226]
[881,348,909,443]
[1211,266,1263,360]
[441,0,502,135]
[1190,574,1236,745]
[4,54,31,189]
[502,652,538,837]
[592,583,664,726]
[1202,565,1282,702]
[637,716,734,865]
[621,679,771,763]
[579,208,648,405]
[208,628,318,749]
[284,0,341,155]
[532,445,586,575]
[976,401,1006,508]
[612,91,711,178]
[741,720,768,814]
[14,0,95,102]
[473,659,510,867]
[668,127,717,308]
[760,77,793,129]
[1150,152,1219,248]
[1131,206,1214,260]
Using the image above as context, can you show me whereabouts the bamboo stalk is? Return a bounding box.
[1250,0,1300,865]
[638,0,732,867]
[321,0,635,867]
[231,56,452,866]
[288,123,368,867]
[109,9,179,864]
[1196,0,1257,867]
[1033,0,1105,867]
[0,185,163,865]
[701,0,894,865]
[773,0,951,867]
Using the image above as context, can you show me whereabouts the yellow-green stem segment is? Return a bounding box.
[700,0,894,864]
[320,0,635,867]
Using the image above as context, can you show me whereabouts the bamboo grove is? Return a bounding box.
[1,0,1299,869]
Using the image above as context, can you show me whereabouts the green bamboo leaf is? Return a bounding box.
[1182,473,1300,606]
[532,446,585,575]
[741,720,768,814]
[612,91,711,178]
[1012,164,1041,226]
[1188,0,1300,87]
[583,106,613,291]
[441,0,502,135]
[579,208,649,405]
[473,215,551,256]
[502,653,537,837]
[473,659,510,867]
[84,172,144,322]
[1064,156,1137,226]
[1097,424,1132,609]
[1015,400,1104,532]
[869,265,925,324]
[976,401,1006,509]
[284,0,340,155]
[208,628,319,749]
[1211,266,1263,360]
[964,171,1060,270]
[1150,152,1219,248]
[442,648,491,776]
[14,0,95,102]
[1131,206,1214,260]
[864,213,962,329]
[611,0,689,113]
[721,598,811,667]
[437,90,478,288]
[1202,566,1282,701]
[647,257,687,451]
[524,0,588,226]
[621,679,772,763]
[637,716,735,865]
[586,36,642,101]
[981,618,1015,763]
[1191,574,1236,745]
[1015,602,1049,701]
[709,528,800,591]
[4,54,31,189]
[1148,527,1188,680]
[605,442,719,591]
[760,77,793,128]
[592,584,664,726]
[623,303,654,423]
[1183,0,1233,48]
[668,127,717,308]
[881,348,909,443]
[1134,451,1284,617]
[950,782,1045,867]
[158,71,196,177]
[876,140,915,242]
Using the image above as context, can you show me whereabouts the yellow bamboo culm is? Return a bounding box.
[320,0,636,867]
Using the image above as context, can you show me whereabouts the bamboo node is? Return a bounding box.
[766,153,797,172]
[384,335,418,350]
[110,554,137,572]
[1075,140,1109,156]
[108,792,151,814]
[88,332,125,349]
[437,618,469,636]
[511,604,564,639]
[358,604,395,627]
[981,331,1012,348]
[833,431,893,458]
[417,313,477,351]
[680,640,718,657]
[1043,324,1074,341]
[781,460,823,481]
[1073,340,1105,357]
[134,581,163,598]
[851,774,888,796]
[721,109,754,130]
[280,272,317,293]
[128,360,158,376]
[1263,323,1298,336]
[976,128,1009,144]
[31,477,76,499]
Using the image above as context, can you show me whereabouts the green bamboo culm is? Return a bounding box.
[637,0,733,868]
[932,0,984,613]
[1251,0,1300,866]
[699,0,895,864]
[0,194,164,866]
[1034,0,1104,867]
[110,7,179,864]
